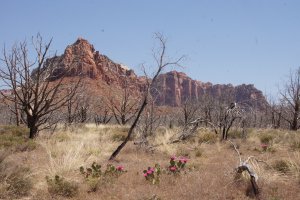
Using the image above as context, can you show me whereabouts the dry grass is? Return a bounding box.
[0,124,299,199]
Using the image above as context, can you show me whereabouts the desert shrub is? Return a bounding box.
[168,156,188,174]
[273,160,290,174]
[143,164,161,185]
[143,156,189,185]
[80,162,102,178]
[46,175,78,198]
[198,132,218,144]
[80,162,126,192]
[195,148,203,157]
[259,134,274,144]
[111,133,126,142]
[6,167,32,198]
[104,126,133,142]
[80,162,102,192]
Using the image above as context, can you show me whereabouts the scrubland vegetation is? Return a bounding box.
[1,34,300,199]
[0,124,299,199]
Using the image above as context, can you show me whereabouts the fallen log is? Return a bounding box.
[229,140,260,198]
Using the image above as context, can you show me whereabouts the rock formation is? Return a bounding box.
[152,71,267,108]
[45,38,268,108]
[45,38,140,88]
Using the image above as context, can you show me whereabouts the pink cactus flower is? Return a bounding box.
[180,157,188,163]
[116,166,124,171]
[147,170,153,175]
[150,168,155,172]
[169,166,177,172]
[143,173,148,177]
[261,143,268,148]
[170,155,176,161]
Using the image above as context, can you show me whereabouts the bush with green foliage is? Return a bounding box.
[168,156,188,174]
[143,164,161,185]
[143,156,189,185]
[80,162,126,192]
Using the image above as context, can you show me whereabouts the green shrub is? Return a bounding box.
[80,162,126,192]
[46,175,78,198]
[143,164,161,185]
[79,162,101,191]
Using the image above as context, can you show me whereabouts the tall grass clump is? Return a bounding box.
[198,131,218,144]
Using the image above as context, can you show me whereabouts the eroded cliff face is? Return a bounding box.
[45,38,140,87]
[153,71,267,108]
[45,38,267,108]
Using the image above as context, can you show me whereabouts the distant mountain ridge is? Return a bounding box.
[45,38,267,108]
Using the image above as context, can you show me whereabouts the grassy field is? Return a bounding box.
[0,124,299,200]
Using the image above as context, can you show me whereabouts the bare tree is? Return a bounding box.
[179,97,201,126]
[93,98,112,125]
[106,79,140,125]
[0,35,80,138]
[221,104,244,140]
[109,33,184,160]
[135,96,162,147]
[279,67,300,130]
[94,108,112,125]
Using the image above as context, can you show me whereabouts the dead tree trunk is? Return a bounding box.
[108,33,184,160]
[229,140,260,198]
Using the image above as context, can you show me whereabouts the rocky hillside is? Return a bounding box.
[153,71,267,108]
[45,38,143,90]
[45,38,267,108]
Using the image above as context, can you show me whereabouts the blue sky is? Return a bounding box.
[1,0,300,98]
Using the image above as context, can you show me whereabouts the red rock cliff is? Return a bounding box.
[45,38,140,87]
[153,71,267,108]
[45,38,267,108]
